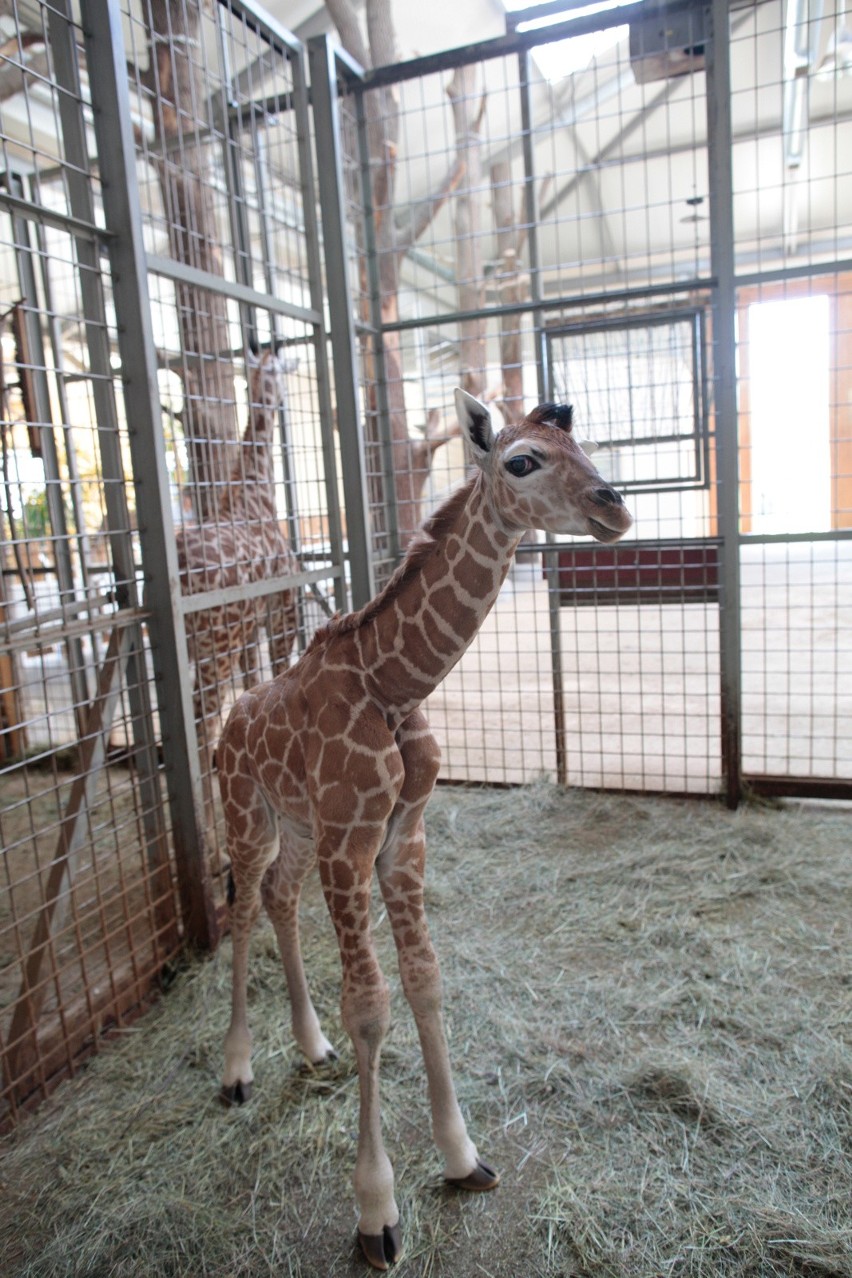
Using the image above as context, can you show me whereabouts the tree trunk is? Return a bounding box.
[448,65,487,401]
[491,160,525,421]
[143,0,238,519]
[325,0,483,546]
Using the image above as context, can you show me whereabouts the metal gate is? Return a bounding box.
[0,0,346,1119]
[315,0,851,803]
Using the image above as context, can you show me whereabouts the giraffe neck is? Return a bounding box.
[352,474,521,722]
[219,404,276,520]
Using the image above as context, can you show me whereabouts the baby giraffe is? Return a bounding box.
[216,389,632,1269]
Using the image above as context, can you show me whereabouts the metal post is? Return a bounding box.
[520,46,567,785]
[291,40,348,614]
[81,0,218,947]
[308,34,375,608]
[706,0,743,808]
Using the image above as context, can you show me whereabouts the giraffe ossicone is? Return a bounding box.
[216,388,632,1269]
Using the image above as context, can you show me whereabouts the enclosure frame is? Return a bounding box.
[309,0,851,806]
[1,0,850,1124]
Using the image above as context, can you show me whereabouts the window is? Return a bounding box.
[745,293,830,535]
[547,310,708,492]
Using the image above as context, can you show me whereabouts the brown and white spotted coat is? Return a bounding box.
[177,349,299,785]
[216,389,632,1270]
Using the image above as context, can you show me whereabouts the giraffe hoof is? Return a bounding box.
[358,1222,402,1270]
[312,1046,339,1066]
[219,1079,253,1106]
[445,1159,500,1192]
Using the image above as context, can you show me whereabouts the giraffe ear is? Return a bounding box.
[454,388,494,462]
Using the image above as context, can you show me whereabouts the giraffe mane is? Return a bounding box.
[307,475,480,651]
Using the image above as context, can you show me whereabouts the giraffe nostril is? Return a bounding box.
[594,487,623,507]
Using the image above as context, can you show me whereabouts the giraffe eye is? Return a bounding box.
[505,454,538,478]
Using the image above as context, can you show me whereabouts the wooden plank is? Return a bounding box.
[4,625,133,1091]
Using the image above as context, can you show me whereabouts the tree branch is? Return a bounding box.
[324,0,371,69]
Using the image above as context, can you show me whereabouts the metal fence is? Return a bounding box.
[320,0,851,801]
[1,0,849,1121]
[0,0,344,1120]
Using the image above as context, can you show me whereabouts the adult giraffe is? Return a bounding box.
[177,347,299,795]
[216,389,632,1268]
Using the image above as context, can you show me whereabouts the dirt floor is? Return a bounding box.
[1,784,850,1277]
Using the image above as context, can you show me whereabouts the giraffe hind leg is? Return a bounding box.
[261,838,337,1066]
[217,724,280,1104]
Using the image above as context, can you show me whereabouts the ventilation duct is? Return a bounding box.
[629,4,706,84]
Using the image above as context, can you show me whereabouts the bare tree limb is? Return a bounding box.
[395,156,467,257]
[324,0,372,68]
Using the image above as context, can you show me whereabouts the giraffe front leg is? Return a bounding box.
[378,718,499,1193]
[377,831,499,1192]
[318,829,401,1270]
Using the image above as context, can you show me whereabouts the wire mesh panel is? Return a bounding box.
[328,3,724,792]
[0,0,343,1120]
[0,0,180,1119]
[731,0,852,791]
[117,0,345,873]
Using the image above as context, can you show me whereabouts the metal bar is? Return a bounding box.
[4,625,133,1093]
[1,605,148,652]
[549,306,706,335]
[290,39,348,615]
[179,564,343,614]
[505,0,642,31]
[707,0,742,810]
[145,253,322,326]
[735,258,852,289]
[380,277,716,334]
[81,0,218,950]
[308,33,375,609]
[0,187,108,241]
[211,0,307,58]
[740,529,852,545]
[339,0,675,90]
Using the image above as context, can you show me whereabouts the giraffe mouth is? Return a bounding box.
[587,516,627,544]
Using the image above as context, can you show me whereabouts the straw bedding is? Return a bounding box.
[2,783,850,1277]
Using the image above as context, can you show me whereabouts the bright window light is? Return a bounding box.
[503,0,637,80]
[747,294,831,534]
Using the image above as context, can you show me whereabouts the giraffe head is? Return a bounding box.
[455,389,632,543]
[246,346,298,419]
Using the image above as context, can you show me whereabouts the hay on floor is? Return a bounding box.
[1,784,851,1277]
